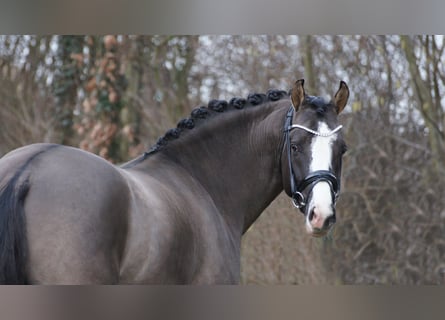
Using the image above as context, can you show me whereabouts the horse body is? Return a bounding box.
[0,80,349,284]
[0,99,288,284]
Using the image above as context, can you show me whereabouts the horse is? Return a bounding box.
[0,78,349,284]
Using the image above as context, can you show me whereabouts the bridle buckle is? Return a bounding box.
[291,191,306,209]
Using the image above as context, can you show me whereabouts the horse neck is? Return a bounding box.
[145,100,289,236]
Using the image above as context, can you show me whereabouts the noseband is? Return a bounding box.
[283,106,341,214]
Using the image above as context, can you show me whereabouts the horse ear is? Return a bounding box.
[291,79,305,111]
[334,81,349,114]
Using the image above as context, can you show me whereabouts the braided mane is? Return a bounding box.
[143,89,289,157]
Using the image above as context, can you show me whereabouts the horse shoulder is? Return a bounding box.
[118,164,240,283]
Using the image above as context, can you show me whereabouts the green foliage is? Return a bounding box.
[53,36,84,101]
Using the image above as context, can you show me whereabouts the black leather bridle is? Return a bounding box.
[283,106,341,214]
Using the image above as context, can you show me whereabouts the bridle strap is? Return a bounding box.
[297,170,339,195]
[288,124,343,137]
[284,106,298,199]
[283,106,341,213]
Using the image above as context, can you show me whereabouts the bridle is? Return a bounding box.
[283,106,342,214]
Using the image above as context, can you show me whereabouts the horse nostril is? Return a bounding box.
[308,208,315,221]
[324,214,336,229]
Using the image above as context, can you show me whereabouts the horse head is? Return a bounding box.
[282,79,349,237]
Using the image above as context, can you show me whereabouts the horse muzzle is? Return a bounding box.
[303,181,337,236]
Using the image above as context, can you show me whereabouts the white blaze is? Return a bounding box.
[306,122,337,232]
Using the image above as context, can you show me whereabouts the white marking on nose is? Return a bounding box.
[306,122,337,231]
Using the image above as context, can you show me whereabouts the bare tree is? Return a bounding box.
[401,35,445,173]
[0,36,59,155]
[1,35,444,284]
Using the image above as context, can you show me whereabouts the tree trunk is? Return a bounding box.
[400,35,445,173]
[301,35,316,94]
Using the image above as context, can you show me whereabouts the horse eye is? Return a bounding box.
[291,144,300,153]
[341,144,348,155]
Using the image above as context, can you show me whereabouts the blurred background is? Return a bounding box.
[0,35,443,284]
